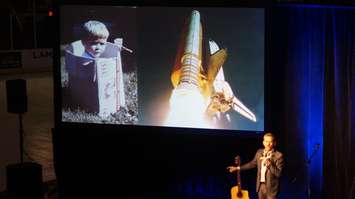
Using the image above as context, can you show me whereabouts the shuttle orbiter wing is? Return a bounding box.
[206,40,256,122]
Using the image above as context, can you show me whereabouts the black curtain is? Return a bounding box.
[323,8,355,199]
[272,5,355,199]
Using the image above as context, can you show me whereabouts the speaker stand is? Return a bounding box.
[18,113,24,164]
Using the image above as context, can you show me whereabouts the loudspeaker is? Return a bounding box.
[6,162,43,199]
[6,79,28,114]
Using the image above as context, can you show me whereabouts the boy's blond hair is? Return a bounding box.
[82,20,109,40]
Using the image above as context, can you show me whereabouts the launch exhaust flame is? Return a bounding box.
[165,87,211,128]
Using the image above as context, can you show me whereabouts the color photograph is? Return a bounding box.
[60,5,138,124]
[137,7,264,131]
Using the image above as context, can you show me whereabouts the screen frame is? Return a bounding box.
[53,0,271,135]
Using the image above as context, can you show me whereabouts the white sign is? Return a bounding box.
[21,48,52,69]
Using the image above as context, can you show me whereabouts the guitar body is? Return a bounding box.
[230,186,249,199]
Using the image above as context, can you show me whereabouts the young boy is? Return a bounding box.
[81,20,109,58]
[64,19,129,118]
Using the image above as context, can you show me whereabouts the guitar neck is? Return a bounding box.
[237,171,242,190]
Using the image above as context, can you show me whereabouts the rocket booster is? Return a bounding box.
[165,10,208,128]
[171,10,203,93]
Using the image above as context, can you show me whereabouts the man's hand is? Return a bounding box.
[227,166,240,173]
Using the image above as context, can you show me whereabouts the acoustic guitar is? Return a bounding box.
[230,156,249,199]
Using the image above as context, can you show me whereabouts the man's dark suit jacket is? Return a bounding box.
[240,148,284,198]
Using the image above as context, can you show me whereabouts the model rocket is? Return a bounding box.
[166,10,256,128]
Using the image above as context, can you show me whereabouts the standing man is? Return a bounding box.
[227,132,284,199]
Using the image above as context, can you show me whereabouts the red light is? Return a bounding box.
[48,10,53,17]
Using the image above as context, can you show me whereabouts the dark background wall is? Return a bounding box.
[53,126,265,199]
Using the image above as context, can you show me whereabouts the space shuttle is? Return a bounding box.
[169,10,256,124]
